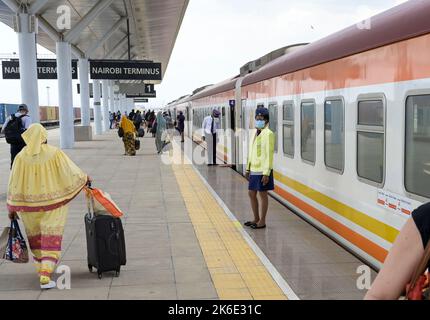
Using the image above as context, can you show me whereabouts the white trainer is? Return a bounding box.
[40,280,56,290]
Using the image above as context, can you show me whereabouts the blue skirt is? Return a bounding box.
[248,171,274,191]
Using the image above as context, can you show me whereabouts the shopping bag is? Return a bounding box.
[85,187,124,218]
[4,220,29,263]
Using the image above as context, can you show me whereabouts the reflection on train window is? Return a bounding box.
[301,102,315,164]
[358,100,383,126]
[269,103,278,153]
[283,101,294,157]
[357,100,385,184]
[325,100,344,172]
[405,95,430,199]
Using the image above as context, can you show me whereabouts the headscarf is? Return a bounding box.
[7,124,87,212]
[156,111,166,132]
[120,115,136,134]
[21,123,47,156]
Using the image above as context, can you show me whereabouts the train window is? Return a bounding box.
[357,99,385,184]
[301,101,316,164]
[222,107,226,129]
[283,101,294,157]
[324,99,344,172]
[405,95,430,199]
[269,103,278,153]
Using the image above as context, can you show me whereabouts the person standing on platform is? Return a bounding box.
[202,109,221,166]
[109,112,115,129]
[119,115,137,156]
[134,111,143,131]
[155,111,167,154]
[1,104,32,169]
[244,107,275,230]
[6,124,88,289]
[176,111,185,143]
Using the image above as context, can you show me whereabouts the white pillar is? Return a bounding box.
[78,58,90,126]
[128,98,134,113]
[17,14,40,123]
[108,81,115,113]
[102,80,109,131]
[93,80,102,135]
[114,94,119,114]
[57,41,74,149]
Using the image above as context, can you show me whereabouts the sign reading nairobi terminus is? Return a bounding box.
[89,60,162,81]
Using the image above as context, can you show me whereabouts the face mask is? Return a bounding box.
[255,120,266,129]
[214,118,220,123]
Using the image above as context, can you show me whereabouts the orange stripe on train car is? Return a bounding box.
[274,185,388,263]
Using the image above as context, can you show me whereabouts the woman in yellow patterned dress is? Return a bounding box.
[119,115,137,156]
[6,124,88,289]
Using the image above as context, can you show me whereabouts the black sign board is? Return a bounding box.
[89,60,162,80]
[126,91,156,98]
[144,84,155,94]
[2,59,78,79]
[134,98,149,103]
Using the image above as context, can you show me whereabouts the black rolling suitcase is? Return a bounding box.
[84,193,126,279]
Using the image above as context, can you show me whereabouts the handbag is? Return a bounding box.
[405,240,430,300]
[117,127,124,138]
[135,139,141,150]
[138,128,145,138]
[4,220,29,263]
[85,186,124,218]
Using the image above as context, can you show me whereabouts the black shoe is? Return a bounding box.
[250,224,266,229]
[244,221,256,227]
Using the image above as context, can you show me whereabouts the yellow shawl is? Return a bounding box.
[120,116,136,134]
[7,124,88,212]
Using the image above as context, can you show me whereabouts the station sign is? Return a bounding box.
[134,98,149,103]
[126,92,156,98]
[89,60,162,81]
[2,59,78,79]
[114,82,157,98]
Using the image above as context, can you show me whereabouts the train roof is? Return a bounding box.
[191,76,239,100]
[242,0,430,87]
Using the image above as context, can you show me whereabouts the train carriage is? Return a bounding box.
[166,1,430,269]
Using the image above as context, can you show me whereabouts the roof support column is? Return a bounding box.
[57,41,75,149]
[78,58,91,126]
[102,80,110,132]
[93,79,102,135]
[17,13,40,123]
[108,81,115,113]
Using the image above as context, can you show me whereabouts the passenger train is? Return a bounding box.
[166,1,430,269]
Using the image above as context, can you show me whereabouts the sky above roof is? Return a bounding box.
[0,0,407,109]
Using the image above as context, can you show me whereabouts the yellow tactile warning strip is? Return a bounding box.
[172,164,287,300]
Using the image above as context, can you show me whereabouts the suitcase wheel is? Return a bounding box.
[115,270,120,277]
[88,264,93,273]
[98,272,103,279]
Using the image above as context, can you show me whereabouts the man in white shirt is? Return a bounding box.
[1,104,32,168]
[202,109,221,166]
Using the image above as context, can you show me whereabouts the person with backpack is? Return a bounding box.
[1,104,32,168]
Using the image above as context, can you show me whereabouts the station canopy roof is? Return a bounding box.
[0,0,189,84]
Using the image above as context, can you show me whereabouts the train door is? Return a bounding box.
[239,99,250,175]
[230,102,236,170]
[186,106,191,138]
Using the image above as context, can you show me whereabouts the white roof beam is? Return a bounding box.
[28,0,49,15]
[64,0,116,44]
[106,35,128,59]
[38,16,84,58]
[85,17,127,58]
[2,0,19,13]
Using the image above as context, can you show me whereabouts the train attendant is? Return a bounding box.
[202,109,221,166]
[6,124,89,289]
[244,107,275,229]
[365,203,430,300]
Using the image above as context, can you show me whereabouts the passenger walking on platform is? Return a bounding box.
[119,115,137,156]
[202,109,221,166]
[176,111,185,142]
[134,110,143,131]
[109,112,115,129]
[365,202,430,300]
[244,107,275,229]
[155,111,167,154]
[1,104,32,169]
[6,124,88,289]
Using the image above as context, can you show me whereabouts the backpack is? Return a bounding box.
[4,114,27,145]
